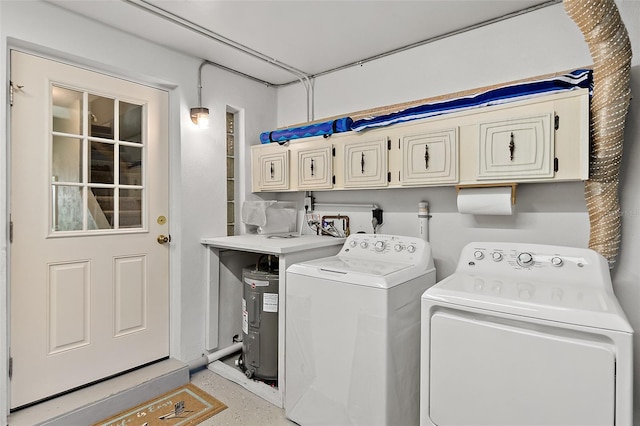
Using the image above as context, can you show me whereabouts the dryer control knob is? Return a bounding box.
[374,241,386,252]
[394,244,404,252]
[473,250,485,260]
[349,240,358,247]
[491,252,503,262]
[360,241,368,249]
[407,245,416,253]
[517,252,534,267]
[551,257,563,267]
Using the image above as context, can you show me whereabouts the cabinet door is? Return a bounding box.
[252,146,289,191]
[343,136,388,188]
[477,113,554,180]
[295,144,333,190]
[401,128,458,185]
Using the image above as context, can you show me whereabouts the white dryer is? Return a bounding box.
[421,242,633,426]
[286,234,436,426]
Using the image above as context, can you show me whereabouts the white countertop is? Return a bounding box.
[201,234,345,255]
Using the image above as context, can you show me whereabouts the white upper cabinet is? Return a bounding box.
[292,141,333,190]
[477,113,554,180]
[251,144,289,191]
[341,135,389,188]
[397,127,459,185]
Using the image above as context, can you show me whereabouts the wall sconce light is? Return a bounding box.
[190,107,209,128]
[191,61,210,128]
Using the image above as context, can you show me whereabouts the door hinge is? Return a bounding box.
[9,219,13,243]
[332,147,336,157]
[555,115,560,130]
[387,172,391,182]
[9,81,24,107]
[8,356,13,380]
[332,175,335,185]
[387,138,391,150]
[554,157,559,172]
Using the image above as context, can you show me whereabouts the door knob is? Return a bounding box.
[157,234,171,244]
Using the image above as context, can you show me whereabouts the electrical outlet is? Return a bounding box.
[304,195,314,212]
[372,208,383,226]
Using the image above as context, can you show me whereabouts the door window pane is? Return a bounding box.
[90,142,114,184]
[52,86,83,135]
[120,189,142,228]
[120,145,142,185]
[119,101,142,143]
[50,85,146,233]
[53,185,83,231]
[52,136,82,183]
[88,95,114,139]
[88,188,114,230]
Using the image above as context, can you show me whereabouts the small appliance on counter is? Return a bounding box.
[241,200,297,235]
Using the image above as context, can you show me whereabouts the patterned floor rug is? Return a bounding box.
[93,383,227,426]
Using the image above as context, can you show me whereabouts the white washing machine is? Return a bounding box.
[421,242,633,426]
[286,234,436,426]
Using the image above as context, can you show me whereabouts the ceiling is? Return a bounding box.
[47,0,559,86]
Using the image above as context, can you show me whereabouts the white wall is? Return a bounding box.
[277,0,640,419]
[278,2,597,274]
[0,1,276,420]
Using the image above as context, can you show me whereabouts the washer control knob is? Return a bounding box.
[473,250,485,260]
[394,244,404,252]
[491,252,503,262]
[519,289,532,299]
[349,240,358,247]
[407,245,416,253]
[360,241,368,249]
[517,252,534,267]
[551,257,563,267]
[374,241,386,252]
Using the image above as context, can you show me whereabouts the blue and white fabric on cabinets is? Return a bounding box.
[259,117,353,144]
[351,69,592,132]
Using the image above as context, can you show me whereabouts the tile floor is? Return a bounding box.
[190,367,295,426]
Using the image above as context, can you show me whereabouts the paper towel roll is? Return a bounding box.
[457,187,513,215]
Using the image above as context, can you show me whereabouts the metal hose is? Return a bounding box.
[564,0,632,267]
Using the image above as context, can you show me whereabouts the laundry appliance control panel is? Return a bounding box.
[339,234,431,266]
[457,242,610,288]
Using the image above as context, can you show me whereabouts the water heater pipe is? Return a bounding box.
[419,201,430,242]
[188,342,243,372]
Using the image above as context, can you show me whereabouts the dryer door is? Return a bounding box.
[428,311,615,426]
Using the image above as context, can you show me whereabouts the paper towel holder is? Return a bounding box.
[455,183,518,205]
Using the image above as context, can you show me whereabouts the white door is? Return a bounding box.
[9,51,170,409]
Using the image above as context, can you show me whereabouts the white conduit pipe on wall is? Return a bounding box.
[564,0,632,268]
[122,0,315,122]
